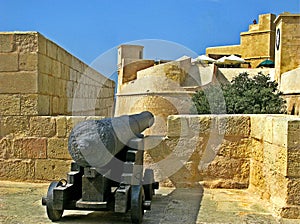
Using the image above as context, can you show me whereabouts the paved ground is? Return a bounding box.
[0,181,299,224]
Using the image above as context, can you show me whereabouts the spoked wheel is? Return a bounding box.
[131,185,145,224]
[46,181,64,221]
[143,169,155,201]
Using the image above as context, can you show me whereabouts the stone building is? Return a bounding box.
[207,12,300,115]
[115,44,225,135]
[206,13,277,68]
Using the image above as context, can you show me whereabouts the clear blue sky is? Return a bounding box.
[1,0,299,74]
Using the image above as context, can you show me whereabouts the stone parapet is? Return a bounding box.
[0,32,115,116]
[0,115,104,181]
[144,114,300,219]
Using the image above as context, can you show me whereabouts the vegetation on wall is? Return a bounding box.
[191,72,286,114]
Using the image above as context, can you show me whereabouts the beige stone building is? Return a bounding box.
[207,12,300,115]
[206,13,277,68]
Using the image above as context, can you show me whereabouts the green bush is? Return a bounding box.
[191,72,286,114]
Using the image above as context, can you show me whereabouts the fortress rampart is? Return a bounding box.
[0,32,115,181]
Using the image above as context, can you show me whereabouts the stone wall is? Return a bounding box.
[0,116,103,181]
[0,32,115,116]
[144,115,251,189]
[249,115,300,218]
[0,31,115,181]
[144,114,300,219]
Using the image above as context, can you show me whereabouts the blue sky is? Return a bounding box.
[1,0,299,75]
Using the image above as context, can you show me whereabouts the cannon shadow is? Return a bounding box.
[57,186,204,224]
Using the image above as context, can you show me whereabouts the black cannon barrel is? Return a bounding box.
[68,111,154,168]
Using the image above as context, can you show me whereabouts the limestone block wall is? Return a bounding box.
[0,32,115,117]
[249,115,300,218]
[0,31,115,181]
[0,116,103,181]
[144,115,251,188]
[145,114,300,219]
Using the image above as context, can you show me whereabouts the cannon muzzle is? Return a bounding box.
[68,111,154,168]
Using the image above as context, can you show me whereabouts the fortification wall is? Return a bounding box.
[0,32,115,181]
[145,114,300,219]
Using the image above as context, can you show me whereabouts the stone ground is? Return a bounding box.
[0,181,299,224]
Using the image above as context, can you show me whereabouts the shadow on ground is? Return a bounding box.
[57,187,204,224]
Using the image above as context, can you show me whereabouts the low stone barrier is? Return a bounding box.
[144,114,300,219]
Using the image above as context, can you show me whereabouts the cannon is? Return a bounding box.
[42,111,159,224]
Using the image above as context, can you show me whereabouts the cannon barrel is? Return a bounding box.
[68,111,154,168]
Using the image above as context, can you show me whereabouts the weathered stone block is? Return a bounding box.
[278,206,300,219]
[286,179,300,205]
[66,116,85,134]
[19,53,37,71]
[250,138,264,163]
[287,120,300,149]
[188,115,214,136]
[272,117,289,147]
[37,33,47,54]
[56,116,67,137]
[250,115,265,140]
[37,95,50,115]
[15,32,38,53]
[20,94,39,115]
[47,138,71,159]
[287,161,300,178]
[268,173,288,206]
[217,115,250,137]
[35,159,72,180]
[0,94,20,115]
[249,160,266,192]
[264,116,273,143]
[0,116,29,136]
[38,53,52,74]
[56,46,71,67]
[29,116,56,137]
[167,115,189,137]
[201,156,250,187]
[37,73,48,94]
[71,56,83,72]
[13,138,47,159]
[0,72,38,93]
[0,137,13,159]
[0,159,35,180]
[263,142,287,176]
[0,34,15,52]
[46,40,58,59]
[0,53,18,71]
[218,137,251,158]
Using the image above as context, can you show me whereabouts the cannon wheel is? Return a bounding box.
[46,181,64,221]
[131,185,145,224]
[143,169,155,201]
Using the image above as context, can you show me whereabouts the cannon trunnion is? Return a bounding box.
[42,112,159,224]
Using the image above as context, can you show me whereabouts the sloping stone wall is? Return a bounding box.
[0,32,115,181]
